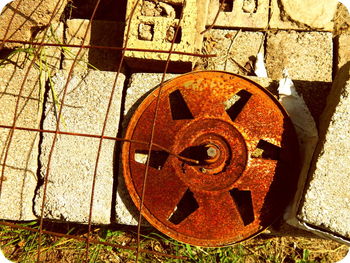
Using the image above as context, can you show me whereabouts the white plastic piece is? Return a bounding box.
[278,69,319,227]
[134,152,148,164]
[0,249,14,263]
[0,0,13,14]
[278,70,318,139]
[339,0,350,13]
[254,52,268,78]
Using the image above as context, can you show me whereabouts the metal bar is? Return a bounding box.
[36,0,103,261]
[134,0,187,261]
[0,39,217,57]
[85,0,139,259]
[0,0,65,222]
[0,124,198,164]
[201,0,226,34]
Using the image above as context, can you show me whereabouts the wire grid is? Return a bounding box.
[0,0,218,261]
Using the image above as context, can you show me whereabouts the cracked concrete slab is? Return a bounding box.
[298,62,350,241]
[34,70,125,224]
[0,66,44,220]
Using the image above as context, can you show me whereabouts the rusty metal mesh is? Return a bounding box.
[0,0,219,261]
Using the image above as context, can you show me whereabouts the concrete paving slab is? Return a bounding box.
[201,29,264,75]
[280,0,338,29]
[266,31,333,82]
[34,70,125,224]
[0,0,67,48]
[336,32,350,72]
[298,62,350,241]
[0,66,44,220]
[269,0,336,31]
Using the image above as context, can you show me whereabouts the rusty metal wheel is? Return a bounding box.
[122,71,300,247]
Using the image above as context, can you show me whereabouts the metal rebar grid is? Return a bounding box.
[0,0,219,261]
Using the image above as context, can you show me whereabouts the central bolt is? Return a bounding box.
[206,146,218,159]
[204,144,220,164]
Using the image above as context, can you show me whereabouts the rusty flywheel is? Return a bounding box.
[122,71,300,247]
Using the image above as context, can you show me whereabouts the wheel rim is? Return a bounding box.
[122,71,300,247]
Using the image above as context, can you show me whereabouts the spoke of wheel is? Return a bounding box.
[174,191,245,240]
[129,160,188,221]
[132,98,192,147]
[235,158,279,217]
[174,81,228,118]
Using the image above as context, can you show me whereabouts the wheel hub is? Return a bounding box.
[172,118,247,191]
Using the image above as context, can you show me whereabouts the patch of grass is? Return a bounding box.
[0,222,348,262]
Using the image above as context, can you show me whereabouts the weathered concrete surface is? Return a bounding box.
[334,3,350,36]
[281,0,338,29]
[123,73,178,123]
[206,0,269,29]
[336,32,350,71]
[269,0,336,31]
[298,62,350,240]
[64,19,123,72]
[0,0,68,48]
[266,31,333,82]
[124,0,200,71]
[0,66,44,220]
[201,29,264,75]
[117,72,177,225]
[269,0,305,30]
[34,70,125,224]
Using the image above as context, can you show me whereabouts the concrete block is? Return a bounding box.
[0,0,68,48]
[269,0,336,31]
[269,0,305,30]
[266,31,333,82]
[0,66,44,220]
[123,73,178,121]
[34,70,125,224]
[206,0,269,29]
[123,0,200,71]
[201,29,264,75]
[116,72,178,225]
[290,81,331,127]
[298,62,350,240]
[336,32,350,71]
[334,4,350,36]
[63,19,123,72]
